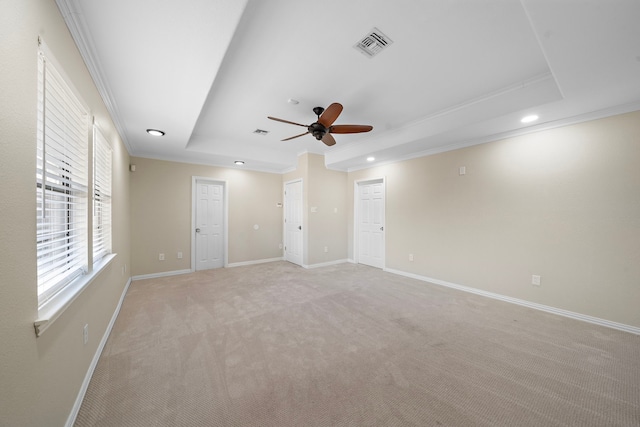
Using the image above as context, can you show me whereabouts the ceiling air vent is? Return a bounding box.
[354,27,393,58]
[253,129,269,135]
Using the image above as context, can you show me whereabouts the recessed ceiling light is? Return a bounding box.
[287,98,299,105]
[521,115,539,123]
[234,160,244,166]
[146,129,165,136]
[367,156,375,162]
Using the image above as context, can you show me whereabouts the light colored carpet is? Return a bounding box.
[75,261,640,426]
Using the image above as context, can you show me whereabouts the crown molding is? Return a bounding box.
[55,0,133,154]
[342,100,640,173]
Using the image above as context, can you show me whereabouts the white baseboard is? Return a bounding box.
[131,269,192,281]
[385,268,640,336]
[227,257,284,268]
[65,276,132,427]
[303,259,349,269]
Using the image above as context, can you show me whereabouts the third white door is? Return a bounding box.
[357,180,385,268]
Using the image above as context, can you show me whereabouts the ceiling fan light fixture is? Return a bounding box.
[146,129,165,136]
[267,102,372,146]
[521,114,539,123]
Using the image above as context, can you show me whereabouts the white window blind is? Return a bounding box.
[36,45,89,306]
[93,125,112,262]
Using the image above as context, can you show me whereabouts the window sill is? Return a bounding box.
[34,253,117,337]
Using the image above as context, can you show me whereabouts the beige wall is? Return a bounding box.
[283,153,348,266]
[349,111,640,328]
[0,1,131,426]
[307,154,348,265]
[130,157,283,275]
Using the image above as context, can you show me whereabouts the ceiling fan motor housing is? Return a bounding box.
[308,122,327,140]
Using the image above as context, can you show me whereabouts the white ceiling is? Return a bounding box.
[57,0,640,173]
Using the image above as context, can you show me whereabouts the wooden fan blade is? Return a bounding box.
[317,103,343,127]
[329,124,373,134]
[282,131,309,141]
[267,116,308,128]
[321,132,336,146]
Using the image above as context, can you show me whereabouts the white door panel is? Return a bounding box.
[284,180,303,266]
[195,181,224,270]
[357,181,384,268]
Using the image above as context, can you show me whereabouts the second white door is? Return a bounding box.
[284,180,303,266]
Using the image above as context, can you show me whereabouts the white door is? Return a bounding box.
[284,180,303,266]
[357,180,385,268]
[195,181,224,270]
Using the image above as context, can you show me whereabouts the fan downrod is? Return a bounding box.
[312,106,325,117]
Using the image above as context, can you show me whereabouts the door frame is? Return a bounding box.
[191,177,228,271]
[353,177,386,268]
[283,178,304,266]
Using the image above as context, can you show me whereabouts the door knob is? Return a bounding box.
[380,226,384,231]
[298,225,302,230]
[195,228,201,233]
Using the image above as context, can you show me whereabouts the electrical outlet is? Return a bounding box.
[532,275,541,286]
[83,324,89,344]
[409,254,414,262]
[159,253,165,261]
[324,246,328,253]
[177,251,183,259]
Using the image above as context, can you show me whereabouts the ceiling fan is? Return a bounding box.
[268,103,373,146]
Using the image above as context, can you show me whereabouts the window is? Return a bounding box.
[36,45,89,306]
[93,125,112,262]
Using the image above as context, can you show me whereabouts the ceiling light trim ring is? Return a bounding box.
[146,129,165,136]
